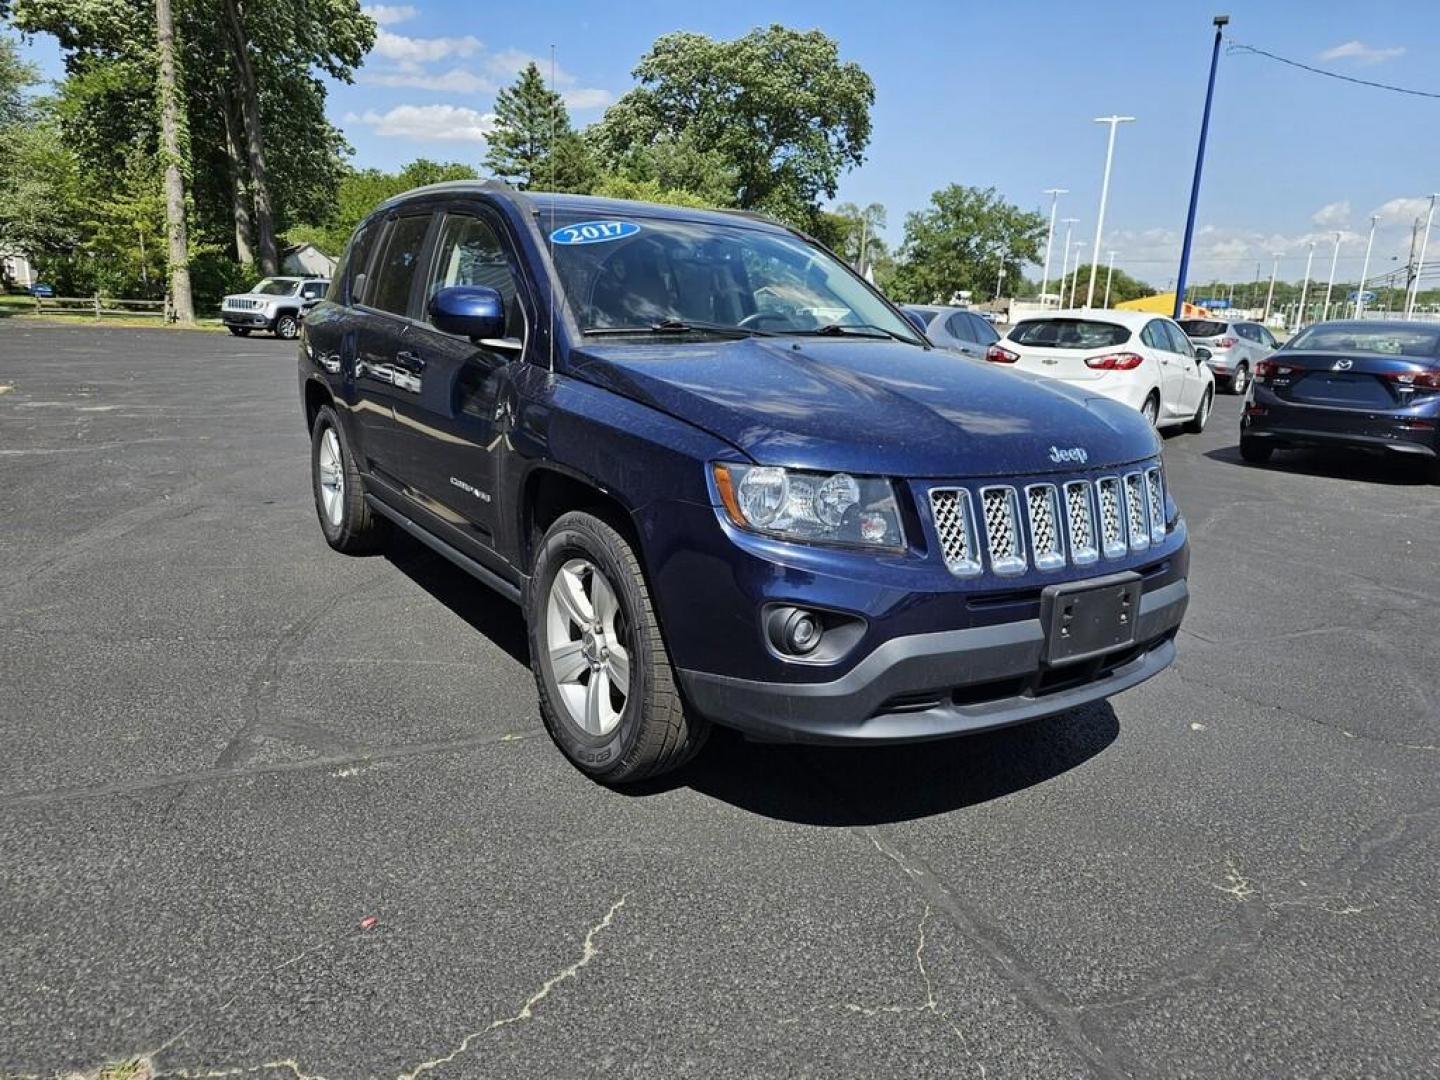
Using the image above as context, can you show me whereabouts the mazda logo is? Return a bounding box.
[1333,358,1353,371]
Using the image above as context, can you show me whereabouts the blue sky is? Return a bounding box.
[15,0,1440,287]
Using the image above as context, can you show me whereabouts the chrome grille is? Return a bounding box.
[928,488,981,577]
[930,465,1164,578]
[224,297,260,311]
[1124,472,1149,551]
[1096,477,1127,559]
[1025,484,1064,571]
[1145,467,1166,543]
[1064,481,1098,565]
[980,486,1026,575]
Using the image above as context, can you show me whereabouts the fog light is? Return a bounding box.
[766,606,823,656]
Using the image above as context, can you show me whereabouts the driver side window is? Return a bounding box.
[427,213,521,338]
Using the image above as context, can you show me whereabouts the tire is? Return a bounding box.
[227,325,251,337]
[1229,363,1249,396]
[310,404,386,554]
[274,313,300,340]
[1239,436,1274,465]
[528,511,709,784]
[1184,387,1213,434]
[1140,393,1160,428]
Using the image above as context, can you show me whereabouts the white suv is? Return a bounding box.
[221,277,329,339]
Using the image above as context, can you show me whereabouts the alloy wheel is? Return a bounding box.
[317,426,344,527]
[545,558,631,737]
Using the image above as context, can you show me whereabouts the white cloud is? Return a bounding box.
[358,104,497,142]
[373,27,481,64]
[1318,40,1405,65]
[1372,196,1435,223]
[360,67,496,93]
[362,4,417,25]
[562,87,614,110]
[1311,200,1351,227]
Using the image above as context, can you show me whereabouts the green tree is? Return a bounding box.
[1059,263,1155,307]
[0,39,84,264]
[484,61,587,190]
[300,159,479,254]
[830,201,887,273]
[594,25,873,226]
[890,185,1046,304]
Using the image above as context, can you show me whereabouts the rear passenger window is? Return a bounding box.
[1141,321,1170,351]
[426,213,521,337]
[1165,322,1196,356]
[368,214,432,317]
[945,312,977,342]
[970,314,1000,345]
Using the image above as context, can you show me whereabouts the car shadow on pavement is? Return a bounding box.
[383,533,530,666]
[1203,443,1435,486]
[641,703,1119,826]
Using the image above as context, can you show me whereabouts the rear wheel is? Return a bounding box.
[1240,436,1274,465]
[1229,363,1249,395]
[528,511,708,784]
[227,325,250,337]
[274,313,300,340]
[1140,393,1160,427]
[1184,387,1213,434]
[310,404,386,554]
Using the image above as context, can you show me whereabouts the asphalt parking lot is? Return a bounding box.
[2,324,1437,1079]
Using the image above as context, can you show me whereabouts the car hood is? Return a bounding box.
[568,337,1160,478]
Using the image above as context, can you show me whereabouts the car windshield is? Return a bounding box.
[251,278,299,296]
[1177,320,1228,338]
[542,212,922,343]
[1287,325,1440,358]
[1009,318,1131,349]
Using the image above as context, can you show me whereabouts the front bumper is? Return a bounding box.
[222,310,272,328]
[678,579,1185,743]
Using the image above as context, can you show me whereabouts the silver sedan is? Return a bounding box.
[900,305,1001,361]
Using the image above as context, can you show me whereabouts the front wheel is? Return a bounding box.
[1184,388,1213,434]
[528,511,708,783]
[310,404,386,554]
[274,313,300,340]
[1239,436,1274,465]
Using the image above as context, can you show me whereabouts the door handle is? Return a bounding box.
[395,349,426,373]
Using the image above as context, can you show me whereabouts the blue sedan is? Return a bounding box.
[28,282,55,298]
[1241,319,1440,481]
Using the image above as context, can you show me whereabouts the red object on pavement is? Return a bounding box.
[360,916,378,930]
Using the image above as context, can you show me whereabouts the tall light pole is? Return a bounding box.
[1355,214,1379,319]
[1263,252,1280,323]
[1058,217,1078,309]
[995,250,1007,300]
[1039,188,1067,308]
[1406,193,1438,319]
[1296,241,1316,330]
[1069,240,1085,307]
[1086,115,1135,308]
[1173,14,1230,319]
[1104,250,1118,307]
[1322,231,1342,320]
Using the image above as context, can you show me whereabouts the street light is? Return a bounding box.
[1406,194,1438,320]
[1104,250,1118,307]
[1039,188,1067,309]
[1296,241,1316,330]
[1355,215,1379,319]
[1069,240,1086,307]
[1058,217,1078,309]
[1173,14,1230,319]
[1263,252,1280,323]
[995,250,1007,300]
[1322,231,1341,321]
[1086,115,1135,308]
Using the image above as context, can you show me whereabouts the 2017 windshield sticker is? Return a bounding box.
[550,220,640,245]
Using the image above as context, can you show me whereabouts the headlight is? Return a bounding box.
[712,463,906,550]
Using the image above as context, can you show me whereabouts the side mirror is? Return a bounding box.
[429,285,506,340]
[1194,346,1212,362]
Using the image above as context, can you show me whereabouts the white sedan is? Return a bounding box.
[986,309,1215,431]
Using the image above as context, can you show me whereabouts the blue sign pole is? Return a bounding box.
[1173,16,1229,320]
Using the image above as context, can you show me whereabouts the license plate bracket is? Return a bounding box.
[1041,572,1141,666]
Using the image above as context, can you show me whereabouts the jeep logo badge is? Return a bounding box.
[1049,446,1088,465]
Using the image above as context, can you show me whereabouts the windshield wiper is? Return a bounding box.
[583,319,775,338]
[798,322,914,344]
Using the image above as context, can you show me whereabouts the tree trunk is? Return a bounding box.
[222,93,255,265]
[222,0,276,274]
[154,0,193,323]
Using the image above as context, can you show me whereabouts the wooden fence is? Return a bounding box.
[34,295,170,320]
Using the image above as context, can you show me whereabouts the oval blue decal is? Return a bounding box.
[549,220,640,246]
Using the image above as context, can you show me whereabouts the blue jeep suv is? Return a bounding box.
[299,183,1190,782]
